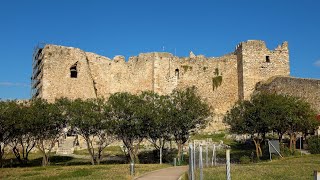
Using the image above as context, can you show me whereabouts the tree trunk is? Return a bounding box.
[12,146,22,165]
[289,133,295,153]
[97,147,103,165]
[160,147,163,164]
[253,138,262,159]
[177,141,183,163]
[0,147,3,168]
[159,138,165,164]
[278,133,283,143]
[85,138,95,165]
[42,154,49,166]
[293,134,297,152]
[128,148,135,163]
[133,144,140,164]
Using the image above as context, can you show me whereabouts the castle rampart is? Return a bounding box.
[31,40,291,130]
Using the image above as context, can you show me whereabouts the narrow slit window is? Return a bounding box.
[70,63,78,78]
[175,69,179,79]
[266,56,270,63]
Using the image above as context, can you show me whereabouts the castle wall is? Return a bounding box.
[41,45,97,102]
[236,40,290,100]
[256,77,320,113]
[35,40,290,131]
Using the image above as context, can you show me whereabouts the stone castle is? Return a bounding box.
[31,40,319,130]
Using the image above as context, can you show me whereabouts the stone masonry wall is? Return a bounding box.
[35,40,290,131]
[236,40,290,100]
[256,77,320,113]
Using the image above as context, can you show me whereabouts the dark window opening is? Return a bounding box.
[175,69,179,79]
[70,63,78,78]
[266,56,270,63]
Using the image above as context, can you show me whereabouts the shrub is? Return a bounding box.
[239,155,251,164]
[308,136,320,154]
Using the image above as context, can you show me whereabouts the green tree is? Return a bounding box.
[285,98,319,152]
[108,92,147,163]
[0,101,13,167]
[224,93,319,158]
[8,101,36,165]
[224,99,269,158]
[31,99,65,166]
[66,98,115,165]
[169,87,211,161]
[140,91,172,164]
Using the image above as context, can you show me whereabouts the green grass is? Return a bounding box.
[74,146,124,156]
[190,132,234,145]
[194,155,320,180]
[0,163,171,180]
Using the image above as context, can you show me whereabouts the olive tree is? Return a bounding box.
[169,87,211,161]
[31,99,65,166]
[140,91,172,164]
[0,101,13,167]
[66,98,115,165]
[224,99,269,158]
[8,101,36,165]
[224,93,319,158]
[108,92,147,163]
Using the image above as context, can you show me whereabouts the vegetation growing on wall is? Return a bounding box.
[212,68,222,91]
[181,65,192,72]
[202,67,208,71]
[214,68,219,76]
[212,76,223,91]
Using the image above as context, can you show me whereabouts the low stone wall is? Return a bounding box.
[256,76,320,113]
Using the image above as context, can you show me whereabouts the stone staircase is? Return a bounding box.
[56,136,75,155]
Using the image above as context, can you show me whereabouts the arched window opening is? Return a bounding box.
[175,69,179,79]
[70,62,78,78]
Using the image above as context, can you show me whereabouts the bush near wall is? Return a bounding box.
[308,136,320,154]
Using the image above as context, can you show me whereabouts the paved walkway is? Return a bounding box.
[135,166,188,180]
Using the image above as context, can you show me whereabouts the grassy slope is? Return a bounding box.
[74,146,125,156]
[199,155,320,180]
[0,164,171,180]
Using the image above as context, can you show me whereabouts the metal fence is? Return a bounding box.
[188,140,231,180]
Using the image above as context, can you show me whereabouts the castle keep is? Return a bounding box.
[31,40,291,130]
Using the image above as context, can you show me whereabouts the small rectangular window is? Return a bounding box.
[266,56,270,63]
[70,62,78,78]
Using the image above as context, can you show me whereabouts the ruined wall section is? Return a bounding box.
[41,45,97,102]
[148,53,239,130]
[86,52,155,98]
[37,40,292,131]
[256,77,320,113]
[236,40,290,100]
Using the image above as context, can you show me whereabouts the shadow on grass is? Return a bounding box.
[1,154,128,168]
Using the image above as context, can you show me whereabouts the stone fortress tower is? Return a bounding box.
[31,40,292,130]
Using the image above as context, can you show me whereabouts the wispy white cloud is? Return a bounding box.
[0,82,30,87]
[314,60,320,67]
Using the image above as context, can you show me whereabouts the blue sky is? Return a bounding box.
[0,0,319,99]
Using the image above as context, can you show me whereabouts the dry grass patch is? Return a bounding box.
[0,164,171,180]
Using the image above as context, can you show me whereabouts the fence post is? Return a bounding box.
[189,144,195,180]
[130,161,135,176]
[206,142,209,167]
[314,170,319,180]
[212,144,216,166]
[199,145,203,180]
[226,149,231,180]
[193,141,196,170]
[174,158,177,166]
